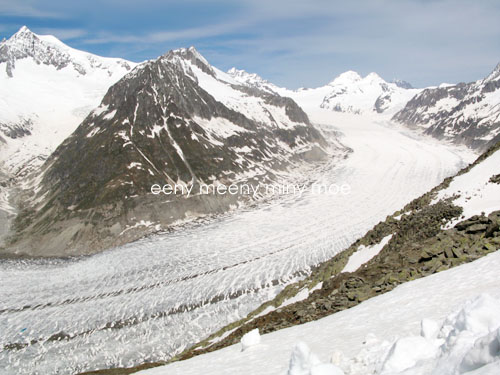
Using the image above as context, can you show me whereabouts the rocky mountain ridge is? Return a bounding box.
[393,63,500,150]
[0,26,132,77]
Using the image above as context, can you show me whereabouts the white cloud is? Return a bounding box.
[37,28,87,40]
[0,0,63,18]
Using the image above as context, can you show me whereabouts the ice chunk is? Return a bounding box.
[310,363,344,375]
[381,336,437,373]
[421,318,439,340]
[288,342,344,375]
[240,328,260,351]
[460,328,500,372]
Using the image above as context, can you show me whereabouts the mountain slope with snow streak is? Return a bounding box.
[0,26,136,178]
[393,63,500,150]
[3,46,333,257]
[434,142,500,227]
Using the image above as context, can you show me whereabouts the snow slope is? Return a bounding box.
[0,109,474,374]
[434,147,500,226]
[138,250,500,375]
[0,26,136,177]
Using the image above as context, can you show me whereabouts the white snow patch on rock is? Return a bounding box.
[342,234,393,273]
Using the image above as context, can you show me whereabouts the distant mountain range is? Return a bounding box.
[227,68,421,115]
[231,62,500,150]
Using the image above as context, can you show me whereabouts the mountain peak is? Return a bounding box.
[165,46,215,76]
[227,67,267,83]
[226,67,278,94]
[365,72,384,81]
[8,26,39,44]
[1,27,135,78]
[484,61,500,82]
[391,79,414,89]
[329,70,362,85]
[15,25,32,34]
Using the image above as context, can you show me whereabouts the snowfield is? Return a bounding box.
[0,109,474,375]
[139,250,500,375]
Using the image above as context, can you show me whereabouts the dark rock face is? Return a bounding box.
[5,47,331,256]
[391,79,414,89]
[393,63,500,150]
[374,93,392,113]
[0,118,32,139]
[490,174,500,184]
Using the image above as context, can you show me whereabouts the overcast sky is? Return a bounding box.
[1,0,499,88]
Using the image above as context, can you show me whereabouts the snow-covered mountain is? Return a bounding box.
[227,68,421,115]
[5,46,335,257]
[393,63,500,150]
[0,26,136,178]
[318,71,420,115]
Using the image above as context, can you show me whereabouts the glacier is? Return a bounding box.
[0,109,474,374]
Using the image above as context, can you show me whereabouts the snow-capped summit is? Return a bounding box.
[0,26,137,178]
[366,71,383,80]
[225,67,420,115]
[328,70,362,86]
[0,26,133,77]
[483,61,500,83]
[320,71,420,115]
[165,46,215,77]
[227,67,267,85]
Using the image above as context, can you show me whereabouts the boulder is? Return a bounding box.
[466,224,488,234]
